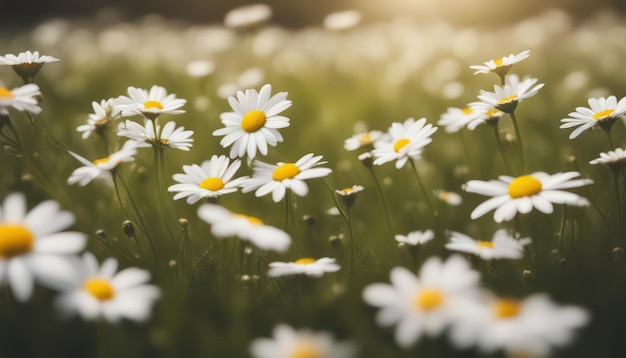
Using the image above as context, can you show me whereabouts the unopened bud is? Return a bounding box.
[613,247,624,261]
[122,220,135,237]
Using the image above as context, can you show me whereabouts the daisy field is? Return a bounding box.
[1,2,626,357]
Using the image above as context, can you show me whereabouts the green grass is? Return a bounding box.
[1,9,626,357]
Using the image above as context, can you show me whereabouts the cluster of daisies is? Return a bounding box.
[363,255,588,357]
[340,50,602,356]
[67,81,337,264]
[0,192,160,322]
[2,47,619,357]
[0,52,161,322]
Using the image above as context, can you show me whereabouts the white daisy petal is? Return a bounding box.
[213,84,291,160]
[465,172,591,222]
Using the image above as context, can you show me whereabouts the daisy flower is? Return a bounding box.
[241,153,332,203]
[589,148,626,170]
[0,83,41,115]
[335,185,364,208]
[67,141,137,186]
[465,171,593,223]
[445,230,531,260]
[362,256,481,348]
[323,10,362,31]
[186,60,215,78]
[76,99,121,139]
[450,293,589,357]
[250,324,356,358]
[267,257,340,277]
[476,74,544,114]
[0,192,86,302]
[168,155,246,204]
[55,252,160,322]
[372,117,438,169]
[465,104,505,130]
[470,50,530,77]
[395,230,434,247]
[113,85,186,120]
[344,130,384,151]
[559,95,626,139]
[434,190,463,206]
[224,3,273,29]
[198,203,291,252]
[212,84,291,160]
[0,50,59,82]
[117,119,194,151]
[437,107,481,133]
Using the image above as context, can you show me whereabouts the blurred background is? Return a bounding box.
[2,0,624,29]
[1,1,626,357]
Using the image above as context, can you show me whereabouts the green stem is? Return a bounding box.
[558,205,568,255]
[509,111,525,173]
[284,190,291,231]
[613,169,623,247]
[458,131,473,175]
[366,166,394,238]
[605,128,615,150]
[153,145,175,233]
[320,179,349,226]
[346,206,354,279]
[492,123,513,175]
[0,115,24,152]
[409,159,438,224]
[25,112,69,153]
[95,321,110,358]
[115,171,159,264]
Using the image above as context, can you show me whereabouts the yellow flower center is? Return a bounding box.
[414,289,443,312]
[341,187,354,195]
[241,110,267,133]
[476,241,495,248]
[493,57,504,67]
[234,214,264,225]
[358,132,372,145]
[507,175,542,198]
[198,177,225,191]
[0,224,34,259]
[461,107,473,115]
[485,109,502,118]
[94,118,110,129]
[290,342,320,358]
[496,94,519,105]
[84,278,115,301]
[393,138,410,153]
[272,163,300,181]
[592,109,615,121]
[93,156,110,165]
[493,299,522,319]
[295,258,316,265]
[143,100,164,110]
[0,87,15,99]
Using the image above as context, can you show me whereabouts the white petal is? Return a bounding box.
[30,255,79,290]
[8,258,33,302]
[395,318,423,348]
[35,232,86,254]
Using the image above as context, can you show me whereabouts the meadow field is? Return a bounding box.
[1,5,626,357]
